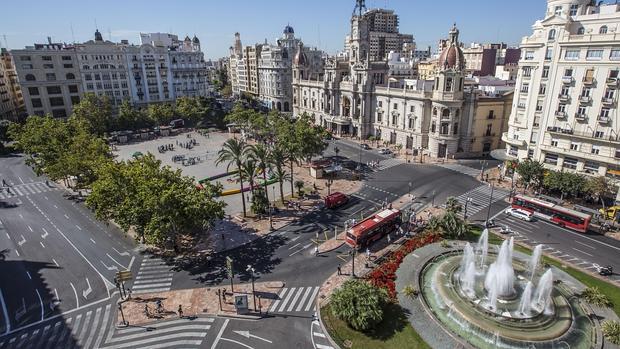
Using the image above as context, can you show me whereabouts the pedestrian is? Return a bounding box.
[156,300,163,313]
[314,246,319,256]
[1,179,5,187]
[222,289,227,302]
[178,304,183,318]
[337,264,341,275]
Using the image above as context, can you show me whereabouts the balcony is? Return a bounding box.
[606,77,619,86]
[602,97,615,106]
[517,104,526,110]
[582,77,596,86]
[555,111,567,118]
[547,126,619,143]
[598,115,611,124]
[558,94,570,102]
[579,96,592,104]
[502,132,526,147]
[574,113,587,121]
[562,76,574,84]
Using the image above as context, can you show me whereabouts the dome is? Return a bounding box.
[283,25,295,34]
[293,43,307,66]
[192,35,200,43]
[184,35,191,42]
[438,24,465,71]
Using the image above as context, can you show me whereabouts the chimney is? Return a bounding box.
[47,36,52,44]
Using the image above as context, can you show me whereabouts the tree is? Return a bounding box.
[248,143,272,204]
[176,96,209,125]
[239,159,258,195]
[72,93,113,136]
[0,120,9,153]
[116,99,152,131]
[515,160,545,192]
[602,321,620,345]
[275,116,301,197]
[216,138,249,217]
[543,171,586,200]
[294,113,328,163]
[250,187,269,216]
[585,176,616,210]
[295,180,305,197]
[148,103,175,126]
[445,197,462,214]
[441,212,468,239]
[225,102,253,131]
[426,216,442,232]
[271,146,290,203]
[331,279,388,331]
[87,154,225,247]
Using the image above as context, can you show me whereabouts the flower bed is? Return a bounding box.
[367,232,442,299]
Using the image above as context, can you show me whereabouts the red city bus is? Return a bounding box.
[511,195,592,233]
[325,192,349,209]
[345,208,402,249]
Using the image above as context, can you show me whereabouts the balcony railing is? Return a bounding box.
[602,97,615,106]
[582,77,596,86]
[555,111,567,118]
[562,76,574,84]
[558,94,570,102]
[575,113,587,121]
[547,126,619,142]
[579,96,592,104]
[598,115,611,123]
[606,77,619,86]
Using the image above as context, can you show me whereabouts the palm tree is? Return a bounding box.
[239,159,258,196]
[248,143,272,204]
[445,197,462,214]
[216,138,248,217]
[271,146,290,203]
[441,212,468,239]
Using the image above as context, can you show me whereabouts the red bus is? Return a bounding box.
[511,195,592,233]
[345,208,402,249]
[325,192,348,209]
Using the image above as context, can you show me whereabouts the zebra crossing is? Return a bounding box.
[375,158,405,172]
[437,163,481,177]
[0,302,214,349]
[131,257,173,295]
[311,317,334,349]
[451,185,510,218]
[0,182,58,199]
[268,286,320,314]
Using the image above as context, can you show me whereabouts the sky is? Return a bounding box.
[1,0,545,59]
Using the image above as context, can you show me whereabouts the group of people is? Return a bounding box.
[158,144,175,153]
[178,139,197,150]
[367,160,380,169]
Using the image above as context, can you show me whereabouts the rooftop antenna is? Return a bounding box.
[70,23,76,44]
[317,24,321,50]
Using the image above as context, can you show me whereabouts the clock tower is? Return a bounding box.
[349,0,369,63]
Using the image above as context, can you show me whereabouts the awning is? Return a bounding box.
[490,149,517,161]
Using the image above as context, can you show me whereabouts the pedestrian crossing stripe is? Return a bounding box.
[0,182,58,199]
[437,163,481,177]
[128,257,173,294]
[375,158,405,172]
[449,185,510,217]
[268,286,320,313]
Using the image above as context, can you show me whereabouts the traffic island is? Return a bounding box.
[116,281,284,326]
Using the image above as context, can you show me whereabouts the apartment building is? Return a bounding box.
[0,48,25,120]
[503,0,620,182]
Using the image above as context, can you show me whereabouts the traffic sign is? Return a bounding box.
[116,270,132,282]
[226,257,234,278]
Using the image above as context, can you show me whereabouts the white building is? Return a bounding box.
[503,0,620,182]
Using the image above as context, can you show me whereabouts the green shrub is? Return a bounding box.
[331,279,388,331]
[602,321,620,345]
[581,287,612,307]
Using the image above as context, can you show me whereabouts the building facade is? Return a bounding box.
[293,1,513,159]
[12,31,209,117]
[503,0,620,182]
[0,48,25,120]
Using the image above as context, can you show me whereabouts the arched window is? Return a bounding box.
[433,108,438,117]
[82,65,90,70]
[25,74,35,81]
[277,102,282,111]
[66,73,75,80]
[446,78,453,91]
[455,109,460,118]
[599,26,608,34]
[577,27,585,35]
[284,102,290,112]
[548,29,556,40]
[442,109,450,118]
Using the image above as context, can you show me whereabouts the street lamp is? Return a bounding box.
[486,182,495,226]
[432,190,436,207]
[350,248,357,278]
[118,303,128,326]
[326,178,334,196]
[246,265,256,312]
[464,197,472,221]
[408,182,412,198]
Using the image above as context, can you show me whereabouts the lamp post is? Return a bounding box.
[118,303,128,326]
[326,178,334,196]
[432,190,436,207]
[408,182,412,198]
[246,265,256,312]
[486,182,495,226]
[464,197,472,221]
[350,248,356,278]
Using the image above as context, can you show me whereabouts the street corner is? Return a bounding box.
[116,281,285,326]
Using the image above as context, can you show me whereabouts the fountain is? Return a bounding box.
[517,281,534,316]
[534,269,554,315]
[417,234,596,349]
[484,240,515,297]
[529,245,543,279]
[477,229,489,268]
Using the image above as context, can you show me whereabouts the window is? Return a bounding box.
[564,68,573,77]
[611,50,620,61]
[85,74,92,81]
[393,103,398,110]
[25,74,35,81]
[542,66,550,78]
[410,105,415,113]
[446,78,453,91]
[46,86,61,94]
[68,85,78,93]
[545,47,553,60]
[49,97,64,107]
[486,124,492,136]
[570,142,580,151]
[560,86,570,96]
[577,106,587,116]
[453,122,459,135]
[565,49,580,60]
[558,104,567,112]
[551,139,559,147]
[577,27,585,35]
[528,149,534,158]
[43,64,54,69]
[431,121,436,133]
[408,118,414,129]
[520,83,529,93]
[63,64,73,68]
[28,87,39,96]
[523,67,532,77]
[601,108,610,118]
[584,161,599,173]
[536,100,544,112]
[488,110,495,119]
[563,157,578,169]
[554,6,563,16]
[62,56,72,61]
[600,26,608,34]
[544,153,559,165]
[377,101,383,107]
[539,84,547,95]
[19,56,31,61]
[21,64,33,69]
[610,70,620,79]
[548,29,556,40]
[616,149,620,158]
[86,83,94,90]
[570,4,579,16]
[52,109,67,118]
[41,56,52,61]
[591,145,600,155]
[581,87,591,97]
[605,89,615,99]
[31,98,42,108]
[594,131,604,139]
[46,73,56,81]
[66,73,75,80]
[524,51,535,60]
[586,49,603,60]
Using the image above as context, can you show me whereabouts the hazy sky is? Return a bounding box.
[1,0,545,59]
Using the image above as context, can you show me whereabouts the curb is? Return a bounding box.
[315,296,342,349]
[319,241,346,254]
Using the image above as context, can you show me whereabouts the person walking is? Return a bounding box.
[178,304,184,318]
[337,264,342,275]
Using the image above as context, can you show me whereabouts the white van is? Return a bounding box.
[505,208,533,222]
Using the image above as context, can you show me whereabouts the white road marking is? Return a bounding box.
[35,289,44,321]
[572,248,593,257]
[14,250,19,257]
[27,226,33,232]
[0,288,10,334]
[313,332,326,338]
[288,242,301,250]
[278,287,297,312]
[305,287,320,311]
[290,236,301,243]
[75,225,82,231]
[574,240,595,250]
[296,287,313,312]
[64,214,69,219]
[106,253,126,269]
[128,256,136,270]
[210,318,229,349]
[39,241,45,248]
[5,233,10,239]
[113,247,130,256]
[52,259,59,267]
[100,260,118,271]
[90,238,96,244]
[18,176,23,184]
[53,205,58,209]
[26,271,32,280]
[82,278,92,298]
[41,228,49,239]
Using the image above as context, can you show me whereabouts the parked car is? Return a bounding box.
[360,143,371,150]
[504,208,533,222]
[499,225,513,234]
[378,148,392,155]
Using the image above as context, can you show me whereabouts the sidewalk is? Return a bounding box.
[117,281,284,326]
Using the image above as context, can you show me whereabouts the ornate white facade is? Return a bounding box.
[504,0,620,181]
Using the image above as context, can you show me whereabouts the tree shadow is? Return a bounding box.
[364,302,409,341]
